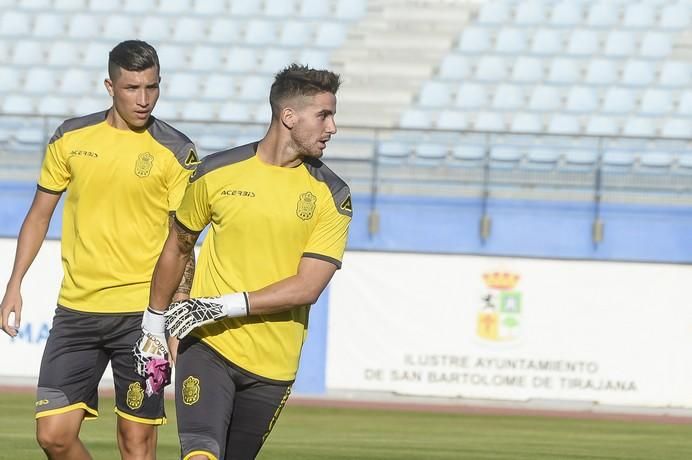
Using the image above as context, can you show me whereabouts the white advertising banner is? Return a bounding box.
[327,252,692,408]
[0,238,63,380]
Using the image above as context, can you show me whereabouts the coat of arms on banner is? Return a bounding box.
[477,271,522,342]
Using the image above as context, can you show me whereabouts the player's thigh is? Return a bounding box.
[36,308,110,418]
[176,339,236,460]
[225,373,291,460]
[108,314,166,425]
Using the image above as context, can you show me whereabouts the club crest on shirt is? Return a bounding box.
[296,191,317,220]
[135,152,154,177]
[126,382,144,409]
[182,376,200,405]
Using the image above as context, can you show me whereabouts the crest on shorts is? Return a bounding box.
[127,382,144,409]
[135,152,154,177]
[182,376,200,406]
[296,191,317,220]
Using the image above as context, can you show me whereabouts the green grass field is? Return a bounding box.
[2,392,692,459]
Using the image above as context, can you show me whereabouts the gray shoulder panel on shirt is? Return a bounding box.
[148,117,198,170]
[189,142,258,183]
[303,157,352,217]
[49,110,108,144]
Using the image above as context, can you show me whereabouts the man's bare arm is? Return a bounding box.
[168,214,196,302]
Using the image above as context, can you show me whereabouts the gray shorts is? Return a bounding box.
[176,339,291,460]
[36,306,166,425]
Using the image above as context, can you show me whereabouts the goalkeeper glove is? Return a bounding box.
[133,307,171,395]
[165,292,249,339]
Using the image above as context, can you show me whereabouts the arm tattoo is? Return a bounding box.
[169,214,198,298]
[175,253,195,297]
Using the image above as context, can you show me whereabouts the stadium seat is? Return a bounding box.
[166,73,202,99]
[152,100,180,120]
[58,69,95,96]
[546,58,581,84]
[190,46,223,71]
[399,109,433,129]
[551,1,582,26]
[585,59,618,85]
[528,86,562,112]
[530,29,563,55]
[225,48,258,73]
[677,91,692,116]
[603,31,636,57]
[495,29,528,54]
[602,150,635,170]
[0,67,21,92]
[87,0,120,11]
[122,0,154,12]
[181,101,215,122]
[157,45,189,71]
[264,0,296,17]
[525,148,560,170]
[621,61,655,87]
[660,4,690,30]
[660,118,691,138]
[72,96,109,116]
[436,110,467,130]
[455,83,487,110]
[208,19,242,44]
[640,32,672,58]
[23,69,56,95]
[103,15,138,42]
[46,41,81,67]
[477,1,510,24]
[245,20,278,45]
[54,0,87,10]
[15,0,51,9]
[11,41,45,65]
[237,76,272,101]
[510,113,543,133]
[334,0,366,19]
[451,144,485,164]
[585,116,619,136]
[316,22,347,47]
[197,134,231,156]
[547,115,580,135]
[475,56,508,82]
[659,61,691,87]
[458,27,490,54]
[230,0,261,16]
[511,57,544,83]
[298,49,329,69]
[438,54,471,79]
[201,74,235,100]
[0,11,32,36]
[623,3,655,28]
[192,0,227,15]
[489,145,522,168]
[639,151,672,172]
[279,21,313,47]
[602,88,636,114]
[565,87,598,113]
[299,0,331,18]
[639,89,672,116]
[492,85,525,111]
[67,14,101,39]
[418,82,452,108]
[2,95,37,115]
[38,96,71,116]
[474,112,506,132]
[82,42,111,68]
[138,17,171,41]
[587,2,619,28]
[515,1,546,25]
[377,141,410,164]
[567,30,600,57]
[413,143,448,166]
[172,18,208,43]
[217,102,253,122]
[622,118,656,137]
[564,150,598,170]
[159,0,190,14]
[261,48,295,74]
[33,13,67,38]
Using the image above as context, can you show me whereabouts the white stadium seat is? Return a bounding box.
[182,102,215,122]
[38,96,72,116]
[48,42,83,67]
[528,86,562,112]
[587,2,619,28]
[23,69,56,94]
[585,116,619,136]
[279,21,313,47]
[139,17,171,41]
[399,109,433,129]
[495,29,528,54]
[225,48,258,73]
[547,59,581,84]
[604,31,636,57]
[217,102,253,122]
[264,0,296,17]
[659,61,691,87]
[189,46,223,72]
[193,0,227,15]
[172,18,208,43]
[438,54,471,79]
[492,85,525,111]
[585,59,618,85]
[0,11,32,36]
[639,89,672,116]
[103,15,138,41]
[622,118,656,137]
[0,67,22,92]
[474,112,506,132]
[547,115,580,135]
[67,14,101,39]
[244,20,278,45]
[436,111,468,130]
[159,0,190,14]
[316,22,347,47]
[602,88,636,114]
[33,13,67,38]
[640,32,672,58]
[477,1,510,24]
[551,1,582,27]
[660,4,690,30]
[202,74,236,100]
[208,19,242,44]
[300,0,331,18]
[621,61,655,87]
[458,27,490,54]
[166,73,202,99]
[418,82,453,108]
[475,56,508,82]
[11,41,46,65]
[58,69,95,96]
[676,91,692,116]
[230,0,262,16]
[661,119,692,138]
[567,30,600,57]
[530,29,563,55]
[511,57,544,83]
[623,4,655,28]
[515,1,546,25]
[455,83,487,110]
[510,113,543,133]
[565,87,598,113]
[334,0,366,19]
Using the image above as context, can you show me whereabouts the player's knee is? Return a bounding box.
[36,426,74,455]
[117,422,156,457]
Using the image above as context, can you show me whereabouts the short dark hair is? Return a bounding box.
[269,63,341,116]
[108,40,160,80]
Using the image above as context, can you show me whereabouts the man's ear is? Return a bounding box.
[281,107,296,129]
[104,78,114,97]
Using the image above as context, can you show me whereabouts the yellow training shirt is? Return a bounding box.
[38,110,197,313]
[175,142,352,382]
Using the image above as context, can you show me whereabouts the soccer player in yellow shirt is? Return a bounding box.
[0,40,197,459]
[141,64,352,460]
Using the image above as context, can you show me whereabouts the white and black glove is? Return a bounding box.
[165,292,249,339]
[133,307,169,378]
